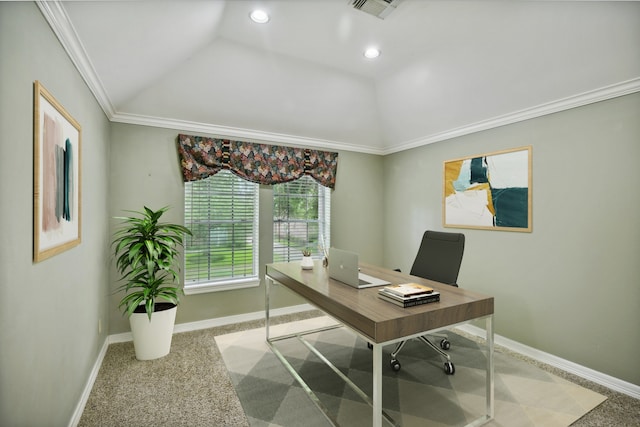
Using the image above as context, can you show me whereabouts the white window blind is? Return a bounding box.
[184,170,259,288]
[273,176,330,262]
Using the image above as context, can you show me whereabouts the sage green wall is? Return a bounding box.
[331,151,386,265]
[3,6,637,427]
[0,3,111,426]
[383,93,640,386]
[108,123,385,334]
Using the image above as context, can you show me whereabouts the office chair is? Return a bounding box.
[390,230,465,375]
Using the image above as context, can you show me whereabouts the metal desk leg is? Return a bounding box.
[486,315,494,420]
[265,276,272,342]
[372,342,382,427]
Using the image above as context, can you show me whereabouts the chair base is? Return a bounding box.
[390,334,455,375]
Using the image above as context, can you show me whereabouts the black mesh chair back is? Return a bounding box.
[409,231,465,286]
[387,230,466,375]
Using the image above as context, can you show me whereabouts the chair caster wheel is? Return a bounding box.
[390,359,401,371]
[440,339,451,350]
[444,361,455,375]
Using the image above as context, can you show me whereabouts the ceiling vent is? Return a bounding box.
[349,0,402,19]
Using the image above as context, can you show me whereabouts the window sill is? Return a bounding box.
[184,277,260,295]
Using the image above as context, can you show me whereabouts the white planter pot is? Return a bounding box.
[129,303,177,360]
[301,256,314,270]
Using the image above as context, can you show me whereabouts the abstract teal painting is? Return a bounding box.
[33,81,82,262]
[443,146,532,232]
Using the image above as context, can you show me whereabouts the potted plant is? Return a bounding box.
[301,248,314,269]
[112,206,192,360]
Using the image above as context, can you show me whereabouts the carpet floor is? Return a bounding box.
[216,316,606,427]
[79,311,639,426]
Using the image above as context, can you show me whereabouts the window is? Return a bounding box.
[184,170,259,293]
[273,176,330,262]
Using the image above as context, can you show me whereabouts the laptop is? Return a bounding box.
[328,248,391,289]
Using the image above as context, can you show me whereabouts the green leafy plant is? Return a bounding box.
[112,206,192,320]
[302,249,312,257]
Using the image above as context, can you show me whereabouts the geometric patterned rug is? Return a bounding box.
[216,317,606,427]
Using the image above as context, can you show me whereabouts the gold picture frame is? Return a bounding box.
[443,146,532,232]
[33,81,82,262]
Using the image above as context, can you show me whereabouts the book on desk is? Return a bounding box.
[378,283,440,308]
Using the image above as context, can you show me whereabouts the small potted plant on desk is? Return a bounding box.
[112,206,192,360]
[301,249,314,269]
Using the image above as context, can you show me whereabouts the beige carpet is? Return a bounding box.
[79,326,250,427]
[216,317,606,427]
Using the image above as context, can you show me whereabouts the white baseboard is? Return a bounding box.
[108,303,316,344]
[68,338,110,427]
[455,324,640,400]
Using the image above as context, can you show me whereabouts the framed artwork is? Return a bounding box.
[443,146,532,232]
[33,81,82,262]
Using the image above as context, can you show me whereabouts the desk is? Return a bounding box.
[265,260,494,427]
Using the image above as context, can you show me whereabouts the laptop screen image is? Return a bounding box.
[328,248,390,289]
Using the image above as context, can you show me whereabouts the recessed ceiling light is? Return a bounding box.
[250,9,270,24]
[364,47,381,59]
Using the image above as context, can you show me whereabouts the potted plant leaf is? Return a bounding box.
[112,206,192,360]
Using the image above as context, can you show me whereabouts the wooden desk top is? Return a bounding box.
[266,261,494,344]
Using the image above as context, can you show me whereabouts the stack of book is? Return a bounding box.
[378,283,440,308]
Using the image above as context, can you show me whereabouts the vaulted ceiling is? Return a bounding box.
[42,1,640,154]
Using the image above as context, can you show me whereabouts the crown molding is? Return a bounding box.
[385,77,640,155]
[40,2,639,156]
[110,112,386,154]
[36,1,115,118]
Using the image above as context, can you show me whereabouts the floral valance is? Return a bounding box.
[176,134,338,189]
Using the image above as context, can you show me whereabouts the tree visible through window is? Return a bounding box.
[183,172,329,291]
[273,176,330,262]
[184,170,259,288]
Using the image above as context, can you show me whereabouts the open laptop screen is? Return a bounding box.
[328,248,390,288]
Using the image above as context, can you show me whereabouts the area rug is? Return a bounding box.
[216,317,605,427]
